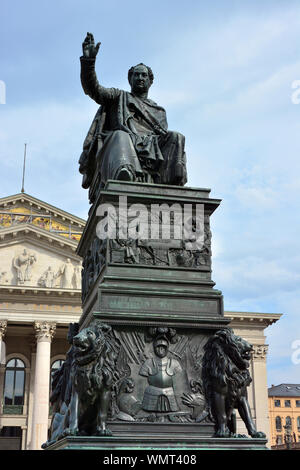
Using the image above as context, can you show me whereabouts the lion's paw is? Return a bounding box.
[215,428,231,438]
[96,428,112,437]
[41,441,50,449]
[251,431,266,439]
[63,427,79,437]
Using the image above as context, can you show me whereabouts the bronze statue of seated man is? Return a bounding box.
[79,33,187,196]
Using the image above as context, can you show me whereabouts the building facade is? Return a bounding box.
[268,384,300,448]
[0,193,281,450]
[0,193,84,450]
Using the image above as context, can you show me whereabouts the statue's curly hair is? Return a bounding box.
[128,63,154,86]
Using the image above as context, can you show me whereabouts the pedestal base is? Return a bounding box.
[47,435,268,451]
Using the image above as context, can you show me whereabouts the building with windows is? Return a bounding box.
[0,193,84,450]
[0,192,281,450]
[268,384,300,448]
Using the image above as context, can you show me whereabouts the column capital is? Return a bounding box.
[0,320,7,341]
[252,344,269,360]
[34,321,56,342]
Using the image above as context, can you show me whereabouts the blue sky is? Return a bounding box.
[1,0,300,386]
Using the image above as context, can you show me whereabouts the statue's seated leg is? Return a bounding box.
[100,130,143,184]
[159,131,187,186]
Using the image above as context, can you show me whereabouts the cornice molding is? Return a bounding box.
[225,310,282,326]
[0,284,81,298]
[0,311,80,326]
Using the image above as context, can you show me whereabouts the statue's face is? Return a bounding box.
[154,344,168,358]
[130,65,151,94]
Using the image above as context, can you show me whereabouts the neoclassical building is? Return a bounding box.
[0,193,84,450]
[0,192,281,450]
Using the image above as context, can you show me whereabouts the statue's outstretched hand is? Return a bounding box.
[82,32,101,58]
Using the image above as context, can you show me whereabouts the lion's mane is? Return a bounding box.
[73,321,120,399]
[202,328,252,411]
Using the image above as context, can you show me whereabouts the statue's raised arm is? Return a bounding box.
[80,32,119,105]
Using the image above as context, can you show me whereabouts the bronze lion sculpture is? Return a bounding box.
[202,328,266,439]
[64,320,120,437]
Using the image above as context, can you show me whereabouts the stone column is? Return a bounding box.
[21,426,27,451]
[30,321,56,450]
[251,344,270,443]
[26,345,36,450]
[0,320,7,415]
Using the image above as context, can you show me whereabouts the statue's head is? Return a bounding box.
[153,338,168,358]
[128,63,154,94]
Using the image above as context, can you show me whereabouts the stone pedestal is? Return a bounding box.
[78,181,227,331]
[47,181,267,450]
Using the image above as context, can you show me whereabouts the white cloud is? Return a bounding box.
[235,185,279,210]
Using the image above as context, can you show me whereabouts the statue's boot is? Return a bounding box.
[116,166,134,181]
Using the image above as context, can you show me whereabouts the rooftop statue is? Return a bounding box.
[79,33,187,197]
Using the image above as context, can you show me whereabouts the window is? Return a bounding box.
[0,426,22,437]
[3,359,25,414]
[296,400,300,407]
[286,416,292,427]
[275,416,282,431]
[285,400,291,407]
[297,417,300,431]
[49,359,65,415]
[51,359,64,380]
[274,400,281,407]
[50,359,64,391]
[51,359,64,371]
[0,427,22,450]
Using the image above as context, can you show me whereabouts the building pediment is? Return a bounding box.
[0,223,82,291]
[0,193,85,244]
